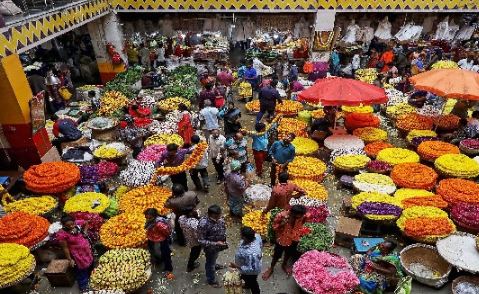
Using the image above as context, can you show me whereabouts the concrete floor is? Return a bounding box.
[10,103,454,294]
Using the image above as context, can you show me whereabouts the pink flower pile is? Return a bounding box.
[293,250,359,294]
[137,145,166,162]
[307,205,330,223]
[97,161,119,180]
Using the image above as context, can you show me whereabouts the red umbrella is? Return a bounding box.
[297,77,387,106]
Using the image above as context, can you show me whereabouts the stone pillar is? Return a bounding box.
[0,54,53,168]
[87,12,127,84]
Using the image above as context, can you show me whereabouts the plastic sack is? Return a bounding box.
[59,87,72,100]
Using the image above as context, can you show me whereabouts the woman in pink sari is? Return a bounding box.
[178,103,194,146]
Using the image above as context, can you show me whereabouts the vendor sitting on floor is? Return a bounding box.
[51,114,83,153]
[351,240,403,294]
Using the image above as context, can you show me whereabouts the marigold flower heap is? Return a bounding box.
[353,127,387,143]
[342,105,373,113]
[376,148,420,166]
[364,141,393,158]
[144,133,184,147]
[353,173,396,194]
[333,154,370,172]
[3,195,57,215]
[436,178,479,205]
[394,188,435,201]
[435,154,479,178]
[345,112,380,131]
[152,142,208,177]
[64,192,110,214]
[433,114,460,131]
[311,109,325,119]
[401,195,448,209]
[157,97,191,112]
[100,213,147,248]
[406,129,437,144]
[276,100,303,116]
[293,250,359,294]
[351,192,403,221]
[277,118,308,139]
[397,206,456,243]
[0,212,49,248]
[291,179,328,201]
[450,202,479,231]
[0,243,35,288]
[390,163,438,190]
[291,137,319,155]
[119,185,172,215]
[98,91,129,116]
[386,103,416,119]
[24,162,80,193]
[288,156,327,182]
[417,141,460,161]
[242,210,270,237]
[396,113,434,132]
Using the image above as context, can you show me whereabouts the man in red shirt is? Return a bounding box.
[262,205,309,280]
[263,172,305,214]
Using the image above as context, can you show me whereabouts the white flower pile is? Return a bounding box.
[245,184,272,202]
[324,134,365,150]
[386,88,408,107]
[119,160,156,187]
[290,196,324,207]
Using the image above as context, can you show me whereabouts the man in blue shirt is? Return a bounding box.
[257,79,282,123]
[269,133,296,186]
[244,61,258,102]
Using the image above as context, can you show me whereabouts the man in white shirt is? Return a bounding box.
[458,55,475,71]
[253,57,269,82]
[352,52,361,73]
[199,99,219,140]
[208,129,226,184]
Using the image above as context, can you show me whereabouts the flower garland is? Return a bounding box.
[144,133,184,147]
[4,195,56,215]
[341,105,373,113]
[435,154,479,178]
[245,100,303,115]
[390,163,438,190]
[406,129,437,144]
[397,206,449,230]
[352,192,403,221]
[64,192,111,214]
[119,160,156,187]
[365,160,392,174]
[401,195,448,209]
[157,97,191,112]
[352,127,388,143]
[136,145,167,162]
[291,137,319,155]
[288,156,327,182]
[386,103,416,119]
[291,179,328,201]
[119,185,172,215]
[311,109,325,119]
[376,148,420,166]
[417,141,460,161]
[151,142,208,177]
[100,213,147,248]
[353,173,396,194]
[0,243,35,288]
[333,154,371,172]
[433,114,460,131]
[451,202,479,231]
[0,212,49,248]
[403,217,456,240]
[436,178,479,205]
[364,141,393,158]
[394,188,434,201]
[98,91,129,116]
[277,118,308,139]
[242,210,270,237]
[24,162,80,193]
[293,250,359,294]
[396,113,434,132]
[298,223,334,252]
[345,112,380,131]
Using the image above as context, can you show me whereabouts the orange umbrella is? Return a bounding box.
[409,69,479,100]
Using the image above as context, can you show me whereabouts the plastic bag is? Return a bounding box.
[59,86,72,100]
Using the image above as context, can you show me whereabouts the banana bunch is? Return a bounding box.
[90,249,150,292]
[98,91,130,116]
[4,195,56,215]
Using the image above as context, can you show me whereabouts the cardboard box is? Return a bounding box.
[334,216,362,248]
[41,147,61,163]
[45,259,75,287]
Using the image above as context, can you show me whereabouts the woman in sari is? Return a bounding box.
[177,103,194,146]
[351,241,403,294]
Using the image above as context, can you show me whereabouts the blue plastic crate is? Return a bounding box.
[353,237,385,253]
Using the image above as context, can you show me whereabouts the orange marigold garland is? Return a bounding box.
[0,212,49,248]
[24,162,80,193]
[436,178,479,205]
[119,185,172,215]
[345,113,380,131]
[364,141,393,158]
[417,141,460,161]
[396,113,434,132]
[401,196,449,209]
[390,163,438,190]
[100,213,147,248]
[404,217,455,239]
[433,114,460,131]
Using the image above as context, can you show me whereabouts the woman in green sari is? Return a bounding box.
[351,241,403,294]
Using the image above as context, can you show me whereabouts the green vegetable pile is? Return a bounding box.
[103,66,143,99]
[245,49,279,62]
[163,65,198,100]
[267,208,283,242]
[298,223,334,253]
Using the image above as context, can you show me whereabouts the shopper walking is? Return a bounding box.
[225,160,249,217]
[198,205,228,288]
[189,135,210,192]
[257,79,282,123]
[156,143,192,191]
[221,102,242,138]
[208,129,226,184]
[262,205,308,280]
[242,120,279,177]
[198,83,220,109]
[244,61,258,101]
[225,132,248,164]
[263,172,305,214]
[178,209,202,272]
[199,99,220,140]
[269,133,296,186]
[164,184,199,246]
[177,103,194,146]
[144,208,174,278]
[230,227,263,294]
